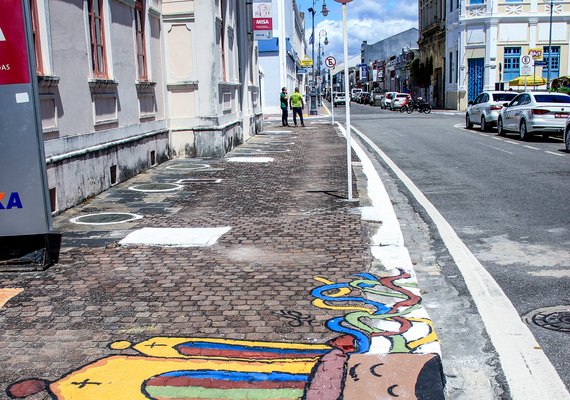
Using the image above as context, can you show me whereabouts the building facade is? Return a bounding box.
[26,0,261,213]
[446,0,570,110]
[418,0,446,107]
[258,0,307,114]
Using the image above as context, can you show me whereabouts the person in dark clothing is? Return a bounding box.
[280,87,289,126]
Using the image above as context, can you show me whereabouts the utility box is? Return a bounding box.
[0,0,59,271]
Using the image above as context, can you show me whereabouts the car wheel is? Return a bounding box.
[480,116,488,132]
[519,120,532,141]
[565,129,570,152]
[466,113,473,129]
[497,117,506,136]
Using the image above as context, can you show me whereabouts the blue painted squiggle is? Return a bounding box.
[326,316,370,353]
[310,283,390,314]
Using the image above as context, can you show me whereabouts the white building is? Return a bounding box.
[259,0,307,114]
[446,0,570,110]
[25,0,261,213]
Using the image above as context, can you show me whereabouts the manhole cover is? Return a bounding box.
[129,183,183,192]
[70,212,143,225]
[166,163,211,171]
[523,305,570,333]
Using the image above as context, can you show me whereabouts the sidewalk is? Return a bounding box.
[1,117,444,399]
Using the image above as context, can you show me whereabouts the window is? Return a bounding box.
[134,0,147,80]
[503,47,520,82]
[88,0,107,78]
[470,0,484,4]
[542,46,560,79]
[29,0,43,74]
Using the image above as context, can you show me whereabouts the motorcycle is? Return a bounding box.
[406,97,432,114]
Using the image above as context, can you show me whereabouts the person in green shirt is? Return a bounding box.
[289,87,305,127]
[280,87,289,127]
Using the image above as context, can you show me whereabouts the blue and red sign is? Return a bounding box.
[0,0,31,85]
[0,192,23,210]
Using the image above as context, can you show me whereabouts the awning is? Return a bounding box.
[508,75,547,86]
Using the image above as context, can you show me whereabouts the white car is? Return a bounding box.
[564,117,570,152]
[381,92,397,109]
[497,92,570,140]
[332,92,346,107]
[391,93,411,110]
[466,91,518,131]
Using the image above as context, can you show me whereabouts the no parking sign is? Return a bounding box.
[325,56,336,69]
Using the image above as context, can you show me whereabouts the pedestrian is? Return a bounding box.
[289,87,305,127]
[280,87,289,126]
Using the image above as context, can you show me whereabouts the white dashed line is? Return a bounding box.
[523,145,540,150]
[480,143,513,154]
[545,151,565,157]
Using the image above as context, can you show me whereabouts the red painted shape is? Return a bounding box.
[0,0,31,85]
[0,192,5,202]
[146,376,306,390]
[305,349,347,400]
[177,347,324,359]
[328,334,355,353]
[6,379,47,397]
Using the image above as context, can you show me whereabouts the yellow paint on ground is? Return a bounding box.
[51,355,318,400]
[312,299,373,314]
[407,318,439,349]
[127,337,331,359]
[0,288,23,309]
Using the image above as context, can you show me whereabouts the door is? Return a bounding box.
[467,58,485,103]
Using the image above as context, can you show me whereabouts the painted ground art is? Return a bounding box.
[7,273,444,399]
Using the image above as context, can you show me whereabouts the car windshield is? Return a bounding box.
[396,94,408,98]
[534,94,570,103]
[492,93,517,102]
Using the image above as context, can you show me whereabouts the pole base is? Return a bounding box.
[0,233,61,272]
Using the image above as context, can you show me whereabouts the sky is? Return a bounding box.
[295,0,418,64]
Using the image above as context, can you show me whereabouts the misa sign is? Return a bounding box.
[0,0,31,85]
[252,0,273,40]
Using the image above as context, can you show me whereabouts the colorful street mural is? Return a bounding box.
[7,273,444,399]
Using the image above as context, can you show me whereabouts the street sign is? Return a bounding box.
[300,56,313,67]
[297,67,308,74]
[520,55,533,76]
[529,48,543,61]
[324,56,336,69]
[252,0,273,40]
[534,60,548,67]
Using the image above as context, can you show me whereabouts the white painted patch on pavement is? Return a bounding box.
[119,227,231,247]
[347,123,569,399]
[226,157,274,163]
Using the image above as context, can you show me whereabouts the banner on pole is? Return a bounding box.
[252,0,273,40]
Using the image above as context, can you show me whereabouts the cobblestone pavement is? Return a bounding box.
[1,115,448,399]
[0,118,380,398]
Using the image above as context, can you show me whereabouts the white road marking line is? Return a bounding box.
[343,123,569,400]
[523,145,540,150]
[545,151,565,157]
[491,136,504,141]
[480,143,513,154]
[503,140,521,145]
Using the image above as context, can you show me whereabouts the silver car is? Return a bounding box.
[564,117,570,152]
[497,92,570,140]
[466,91,517,131]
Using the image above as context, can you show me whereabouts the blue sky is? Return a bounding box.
[295,0,418,63]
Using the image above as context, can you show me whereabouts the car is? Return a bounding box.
[332,92,346,107]
[390,93,411,110]
[564,117,570,152]
[372,92,384,106]
[466,91,518,131]
[381,92,396,109]
[351,88,362,101]
[497,92,570,140]
[358,92,370,104]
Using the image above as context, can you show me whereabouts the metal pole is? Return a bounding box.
[310,6,317,115]
[342,3,352,200]
[318,40,322,106]
[330,68,334,124]
[547,0,553,91]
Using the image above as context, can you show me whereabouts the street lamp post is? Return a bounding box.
[308,0,328,115]
[334,0,354,200]
[317,30,328,106]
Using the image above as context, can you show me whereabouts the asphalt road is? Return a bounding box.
[333,100,570,393]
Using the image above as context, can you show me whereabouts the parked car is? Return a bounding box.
[391,93,411,110]
[351,88,362,101]
[497,92,570,140]
[358,92,371,104]
[466,91,518,131]
[381,92,396,109]
[564,117,570,152]
[371,91,384,106]
[332,92,346,107]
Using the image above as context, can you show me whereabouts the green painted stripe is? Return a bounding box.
[146,385,303,399]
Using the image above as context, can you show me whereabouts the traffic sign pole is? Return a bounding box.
[324,56,336,125]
